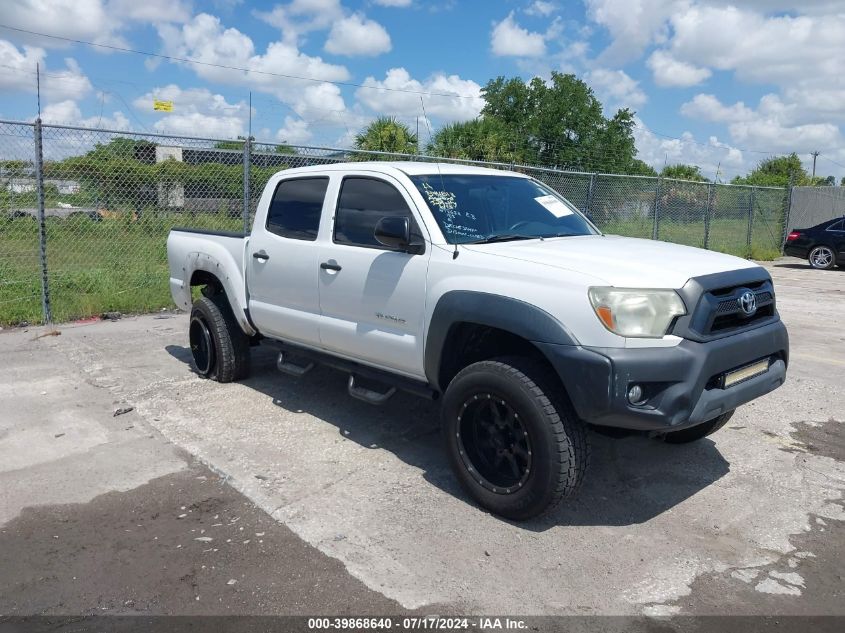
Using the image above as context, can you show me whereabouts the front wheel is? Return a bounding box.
[658,410,734,444]
[809,245,836,270]
[441,357,589,520]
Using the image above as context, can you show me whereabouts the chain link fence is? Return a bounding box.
[0,119,789,326]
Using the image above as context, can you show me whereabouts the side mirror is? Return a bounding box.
[374,216,411,251]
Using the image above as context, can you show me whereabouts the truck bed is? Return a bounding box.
[166,227,251,331]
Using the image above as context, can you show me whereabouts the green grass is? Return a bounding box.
[0,211,784,326]
[0,210,242,326]
[600,216,783,261]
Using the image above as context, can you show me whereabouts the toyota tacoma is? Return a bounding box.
[167,162,789,519]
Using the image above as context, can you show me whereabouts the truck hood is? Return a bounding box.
[463,234,760,288]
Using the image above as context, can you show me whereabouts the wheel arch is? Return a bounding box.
[183,253,255,336]
[425,291,578,393]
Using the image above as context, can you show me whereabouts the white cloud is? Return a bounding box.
[0,40,92,101]
[39,99,130,130]
[156,13,366,146]
[0,0,191,48]
[584,0,680,62]
[525,1,556,17]
[584,68,647,112]
[256,0,393,57]
[355,67,484,122]
[680,94,753,123]
[255,0,343,46]
[324,13,392,57]
[586,2,845,167]
[276,116,312,144]
[634,117,746,180]
[681,93,843,154]
[372,0,413,6]
[158,13,350,98]
[646,50,711,87]
[491,12,546,57]
[665,6,844,88]
[105,0,191,25]
[133,85,251,138]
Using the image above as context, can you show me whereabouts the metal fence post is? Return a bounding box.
[585,173,596,217]
[242,137,251,234]
[33,118,52,324]
[651,177,662,240]
[780,175,795,251]
[746,187,755,248]
[704,182,714,250]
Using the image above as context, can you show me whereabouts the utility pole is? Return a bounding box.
[811,151,820,179]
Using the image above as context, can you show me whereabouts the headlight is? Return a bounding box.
[588,287,686,338]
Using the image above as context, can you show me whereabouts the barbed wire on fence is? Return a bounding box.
[0,119,792,326]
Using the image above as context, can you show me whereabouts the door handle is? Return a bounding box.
[253,251,269,260]
[320,262,342,271]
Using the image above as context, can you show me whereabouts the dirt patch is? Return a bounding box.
[656,510,844,617]
[787,419,845,462]
[0,461,442,616]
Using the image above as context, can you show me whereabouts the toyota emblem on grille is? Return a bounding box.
[738,291,757,316]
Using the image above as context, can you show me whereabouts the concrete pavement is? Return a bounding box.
[1,258,842,617]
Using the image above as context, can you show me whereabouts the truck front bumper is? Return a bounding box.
[536,320,789,432]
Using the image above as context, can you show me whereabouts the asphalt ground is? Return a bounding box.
[1,258,842,626]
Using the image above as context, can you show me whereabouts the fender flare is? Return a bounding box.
[424,290,578,390]
[182,252,255,336]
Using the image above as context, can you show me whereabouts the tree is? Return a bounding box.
[427,118,524,163]
[354,116,418,154]
[731,153,809,187]
[479,72,647,174]
[661,164,707,181]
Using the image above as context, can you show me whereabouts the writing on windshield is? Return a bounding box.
[409,174,597,244]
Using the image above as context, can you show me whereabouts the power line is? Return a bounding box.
[0,24,479,101]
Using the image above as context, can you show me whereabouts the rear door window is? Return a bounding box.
[266,177,329,241]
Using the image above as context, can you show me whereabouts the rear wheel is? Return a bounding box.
[808,245,835,270]
[658,410,734,444]
[189,294,251,382]
[441,357,589,520]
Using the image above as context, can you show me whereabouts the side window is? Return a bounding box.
[827,220,844,231]
[334,177,418,249]
[266,177,329,241]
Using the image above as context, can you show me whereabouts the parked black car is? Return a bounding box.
[784,216,845,269]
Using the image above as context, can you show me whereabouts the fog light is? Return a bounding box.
[627,384,645,405]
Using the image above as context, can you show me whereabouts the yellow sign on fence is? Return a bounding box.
[153,100,173,112]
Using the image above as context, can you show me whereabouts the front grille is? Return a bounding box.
[672,271,778,341]
[705,287,776,334]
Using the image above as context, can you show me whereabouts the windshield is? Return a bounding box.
[408,174,598,244]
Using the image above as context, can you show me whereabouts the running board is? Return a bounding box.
[348,375,396,405]
[261,338,438,401]
[276,352,314,377]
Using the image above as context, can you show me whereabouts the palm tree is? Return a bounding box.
[354,116,418,155]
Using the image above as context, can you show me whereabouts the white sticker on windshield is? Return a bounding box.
[534,194,573,218]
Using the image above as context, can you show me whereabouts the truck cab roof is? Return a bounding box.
[278,161,530,178]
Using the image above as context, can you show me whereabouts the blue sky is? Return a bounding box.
[1,0,844,180]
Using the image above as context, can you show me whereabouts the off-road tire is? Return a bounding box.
[441,357,589,520]
[659,409,735,444]
[189,294,251,382]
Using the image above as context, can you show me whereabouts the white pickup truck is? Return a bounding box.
[167,162,789,519]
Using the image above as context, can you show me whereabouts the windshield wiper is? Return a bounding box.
[466,233,539,244]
